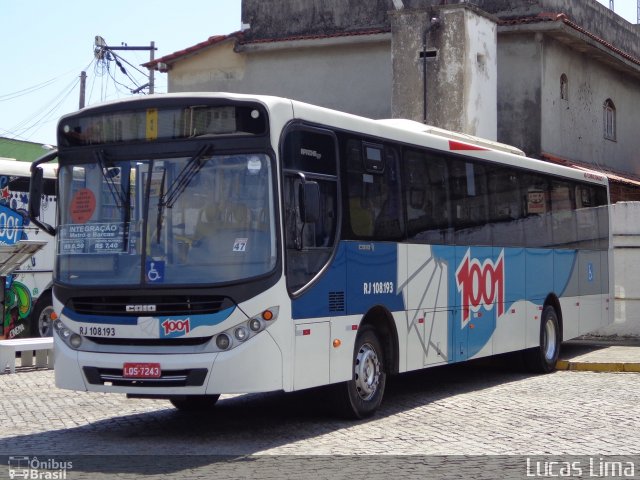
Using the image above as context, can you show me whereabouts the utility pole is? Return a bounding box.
[94,37,157,94]
[79,71,87,109]
[149,41,155,94]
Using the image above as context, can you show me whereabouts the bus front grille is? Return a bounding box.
[68,295,233,316]
[87,336,213,347]
[83,367,207,387]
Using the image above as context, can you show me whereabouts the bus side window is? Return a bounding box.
[575,184,599,249]
[550,180,577,248]
[521,173,552,248]
[451,160,490,246]
[344,139,403,240]
[487,166,523,247]
[403,150,450,244]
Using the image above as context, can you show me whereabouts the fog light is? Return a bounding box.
[69,333,82,348]
[216,333,231,350]
[234,326,248,341]
[61,329,71,339]
[249,318,262,332]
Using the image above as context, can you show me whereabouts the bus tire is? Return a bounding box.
[525,305,560,373]
[31,291,54,338]
[334,326,386,419]
[169,394,220,412]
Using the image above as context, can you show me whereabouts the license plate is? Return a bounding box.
[123,362,161,378]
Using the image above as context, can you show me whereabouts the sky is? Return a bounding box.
[0,0,636,148]
[1,1,242,147]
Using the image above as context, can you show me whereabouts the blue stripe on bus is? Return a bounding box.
[292,241,581,361]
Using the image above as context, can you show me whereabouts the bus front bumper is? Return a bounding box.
[53,331,284,396]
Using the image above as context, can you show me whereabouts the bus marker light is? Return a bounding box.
[234,326,248,341]
[262,310,273,321]
[333,339,341,348]
[469,324,475,329]
[418,318,424,324]
[249,319,262,332]
[50,312,58,321]
[351,325,358,331]
[303,329,310,336]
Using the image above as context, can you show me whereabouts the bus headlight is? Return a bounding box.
[216,333,231,350]
[212,306,279,352]
[54,319,83,350]
[69,334,83,348]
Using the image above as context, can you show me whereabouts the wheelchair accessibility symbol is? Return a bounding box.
[587,263,594,283]
[146,260,165,283]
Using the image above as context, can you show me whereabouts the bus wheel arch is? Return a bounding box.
[359,305,399,376]
[332,306,399,419]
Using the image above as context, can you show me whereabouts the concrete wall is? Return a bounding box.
[540,38,640,176]
[594,202,640,338]
[479,0,640,59]
[241,0,392,39]
[497,30,640,175]
[497,33,542,155]
[167,39,393,120]
[391,5,497,139]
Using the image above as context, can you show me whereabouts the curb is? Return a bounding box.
[556,360,640,373]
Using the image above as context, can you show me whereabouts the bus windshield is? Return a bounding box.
[56,152,277,286]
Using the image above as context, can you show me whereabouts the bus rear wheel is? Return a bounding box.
[334,326,386,419]
[525,305,560,373]
[31,291,54,337]
[169,394,220,412]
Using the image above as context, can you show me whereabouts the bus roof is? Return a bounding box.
[60,92,608,188]
[0,158,57,179]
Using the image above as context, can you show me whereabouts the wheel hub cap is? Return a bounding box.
[354,343,380,401]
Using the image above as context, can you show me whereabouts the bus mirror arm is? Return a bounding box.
[29,151,57,236]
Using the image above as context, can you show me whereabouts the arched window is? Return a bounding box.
[560,74,568,101]
[603,99,616,141]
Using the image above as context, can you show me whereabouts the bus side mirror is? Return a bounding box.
[29,152,57,236]
[29,167,44,219]
[299,181,320,224]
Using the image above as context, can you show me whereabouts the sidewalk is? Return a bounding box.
[558,337,640,372]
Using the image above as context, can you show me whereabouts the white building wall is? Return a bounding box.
[594,202,640,337]
[462,9,497,140]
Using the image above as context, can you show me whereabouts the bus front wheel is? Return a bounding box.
[169,394,220,412]
[525,305,561,373]
[334,326,386,419]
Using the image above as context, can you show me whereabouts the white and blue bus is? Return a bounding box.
[0,158,57,339]
[30,93,612,418]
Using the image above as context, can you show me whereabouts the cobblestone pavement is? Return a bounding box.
[0,360,639,479]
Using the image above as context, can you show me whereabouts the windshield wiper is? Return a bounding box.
[155,145,212,243]
[96,150,128,208]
